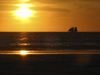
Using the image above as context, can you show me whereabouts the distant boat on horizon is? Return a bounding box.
[68,27,78,32]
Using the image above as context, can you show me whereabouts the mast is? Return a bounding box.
[75,27,77,32]
[72,27,74,32]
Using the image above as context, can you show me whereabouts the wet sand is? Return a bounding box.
[0,54,100,75]
[0,50,100,55]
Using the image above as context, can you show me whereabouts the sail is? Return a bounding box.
[75,27,77,32]
[68,27,74,32]
[68,28,72,31]
[68,27,78,32]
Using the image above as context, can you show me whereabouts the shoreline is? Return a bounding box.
[0,50,100,55]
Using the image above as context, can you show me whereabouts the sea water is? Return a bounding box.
[0,32,100,74]
[0,32,100,50]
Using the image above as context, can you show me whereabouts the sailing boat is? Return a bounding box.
[68,27,78,32]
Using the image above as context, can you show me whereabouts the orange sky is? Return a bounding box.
[0,0,100,32]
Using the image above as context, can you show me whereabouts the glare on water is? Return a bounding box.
[19,50,29,55]
[0,50,100,55]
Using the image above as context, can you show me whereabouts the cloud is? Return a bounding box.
[31,6,70,12]
[29,0,100,4]
[0,0,100,14]
[0,4,70,12]
[1,0,100,4]
[29,0,68,4]
[0,5,18,11]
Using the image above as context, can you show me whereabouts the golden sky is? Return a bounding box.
[0,0,100,32]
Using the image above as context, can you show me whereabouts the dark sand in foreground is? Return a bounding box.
[0,54,100,75]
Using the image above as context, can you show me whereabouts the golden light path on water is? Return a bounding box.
[0,50,100,55]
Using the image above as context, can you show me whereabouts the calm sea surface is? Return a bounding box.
[0,32,100,50]
[0,32,100,74]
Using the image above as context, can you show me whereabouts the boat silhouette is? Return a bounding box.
[68,27,78,32]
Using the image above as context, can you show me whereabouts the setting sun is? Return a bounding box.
[15,7,33,18]
[14,4,34,18]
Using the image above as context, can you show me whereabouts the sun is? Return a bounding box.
[14,4,34,18]
[15,7,33,18]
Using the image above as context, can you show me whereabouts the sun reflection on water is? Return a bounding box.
[18,43,31,46]
[0,50,100,55]
[20,50,29,55]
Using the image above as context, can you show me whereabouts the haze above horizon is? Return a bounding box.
[0,0,100,32]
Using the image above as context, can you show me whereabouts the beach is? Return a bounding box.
[0,54,100,75]
[0,32,100,74]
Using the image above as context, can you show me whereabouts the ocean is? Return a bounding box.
[0,32,100,75]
